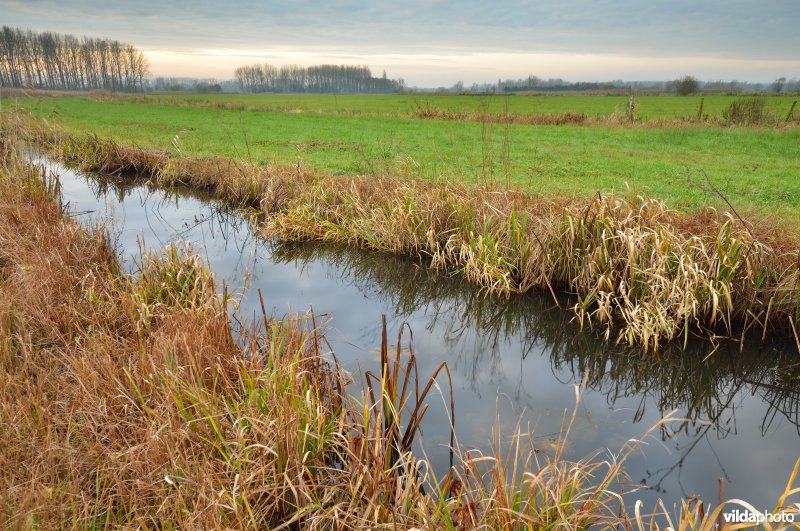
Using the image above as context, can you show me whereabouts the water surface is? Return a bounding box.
[53,161,800,511]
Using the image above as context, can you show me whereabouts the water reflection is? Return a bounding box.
[77,172,264,287]
[272,241,800,434]
[270,241,800,500]
[57,164,800,509]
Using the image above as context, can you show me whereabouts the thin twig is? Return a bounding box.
[688,167,754,240]
[790,315,800,355]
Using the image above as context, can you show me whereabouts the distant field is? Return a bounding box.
[129,93,799,121]
[9,93,800,222]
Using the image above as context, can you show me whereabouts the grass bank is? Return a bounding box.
[12,112,800,349]
[0,116,627,528]
[8,92,800,220]
[3,106,800,529]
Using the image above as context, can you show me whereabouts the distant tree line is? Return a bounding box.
[433,75,800,95]
[496,76,617,92]
[234,63,405,94]
[146,77,241,93]
[667,75,800,95]
[0,26,149,92]
[149,77,217,92]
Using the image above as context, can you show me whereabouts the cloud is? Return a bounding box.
[3,0,798,83]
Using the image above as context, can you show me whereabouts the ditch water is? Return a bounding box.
[50,160,800,512]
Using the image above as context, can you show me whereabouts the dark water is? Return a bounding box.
[50,161,800,512]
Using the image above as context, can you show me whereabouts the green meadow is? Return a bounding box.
[135,92,798,120]
[11,92,800,222]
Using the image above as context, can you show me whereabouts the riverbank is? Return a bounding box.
[0,114,630,530]
[8,91,800,220]
[9,112,800,349]
[4,111,800,528]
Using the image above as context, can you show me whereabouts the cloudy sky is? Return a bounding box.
[3,0,798,85]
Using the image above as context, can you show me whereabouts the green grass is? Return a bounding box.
[9,93,800,222]
[133,93,799,121]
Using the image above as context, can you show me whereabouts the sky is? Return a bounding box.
[2,0,799,86]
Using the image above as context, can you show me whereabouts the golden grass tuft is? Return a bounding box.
[268,175,799,349]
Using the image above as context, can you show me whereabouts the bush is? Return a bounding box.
[723,97,768,125]
[674,75,699,96]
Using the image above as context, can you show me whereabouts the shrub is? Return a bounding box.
[674,75,700,96]
[723,97,768,125]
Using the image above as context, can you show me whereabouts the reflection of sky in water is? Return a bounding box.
[52,160,800,511]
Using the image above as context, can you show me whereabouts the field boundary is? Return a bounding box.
[10,112,800,349]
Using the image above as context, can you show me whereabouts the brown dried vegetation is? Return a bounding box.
[0,131,643,528]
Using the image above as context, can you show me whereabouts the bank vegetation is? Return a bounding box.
[3,108,800,528]
[9,112,799,350]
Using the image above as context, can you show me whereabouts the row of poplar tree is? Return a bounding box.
[234,63,405,94]
[0,26,149,92]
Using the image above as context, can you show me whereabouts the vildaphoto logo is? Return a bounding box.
[722,508,797,524]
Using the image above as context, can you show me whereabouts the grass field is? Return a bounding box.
[132,92,800,121]
[8,92,800,224]
[4,106,800,527]
[11,115,797,528]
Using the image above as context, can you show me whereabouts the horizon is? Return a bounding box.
[3,0,799,86]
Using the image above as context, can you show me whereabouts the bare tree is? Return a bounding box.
[0,26,149,92]
[234,62,403,94]
[673,75,700,96]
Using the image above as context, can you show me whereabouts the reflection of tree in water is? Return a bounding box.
[82,171,263,282]
[271,241,800,432]
[271,242,800,498]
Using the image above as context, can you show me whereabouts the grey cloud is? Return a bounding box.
[3,0,798,60]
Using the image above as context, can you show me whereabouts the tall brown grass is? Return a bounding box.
[721,96,800,126]
[264,175,800,349]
